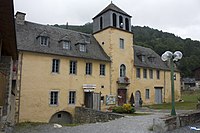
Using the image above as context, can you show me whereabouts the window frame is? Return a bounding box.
[120,64,126,77]
[100,64,106,76]
[143,68,147,79]
[156,70,160,79]
[69,91,76,104]
[52,59,60,73]
[49,90,59,106]
[145,89,150,99]
[70,60,77,74]
[40,36,49,46]
[136,68,141,78]
[149,69,153,79]
[119,38,124,49]
[63,41,70,50]
[86,63,92,75]
[79,44,86,52]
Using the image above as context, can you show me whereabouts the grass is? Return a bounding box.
[146,90,200,110]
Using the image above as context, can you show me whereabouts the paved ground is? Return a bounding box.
[13,112,165,133]
[13,109,198,133]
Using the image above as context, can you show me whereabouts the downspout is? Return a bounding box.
[164,70,166,103]
[17,52,23,123]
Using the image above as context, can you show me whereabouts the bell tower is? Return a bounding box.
[93,2,134,106]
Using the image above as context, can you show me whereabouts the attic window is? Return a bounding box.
[137,54,145,62]
[63,41,70,50]
[79,44,86,52]
[148,57,155,63]
[40,36,49,46]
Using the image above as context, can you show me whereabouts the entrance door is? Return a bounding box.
[135,90,141,107]
[84,92,93,108]
[93,93,101,110]
[118,89,127,106]
[155,88,162,104]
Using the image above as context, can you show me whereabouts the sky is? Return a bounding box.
[14,0,200,41]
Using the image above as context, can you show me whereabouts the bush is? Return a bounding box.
[112,104,135,114]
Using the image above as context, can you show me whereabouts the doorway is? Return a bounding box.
[118,89,127,106]
[135,90,141,107]
[155,87,162,104]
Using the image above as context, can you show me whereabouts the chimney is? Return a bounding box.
[15,11,26,25]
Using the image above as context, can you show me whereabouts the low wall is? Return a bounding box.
[153,110,200,132]
[74,107,124,124]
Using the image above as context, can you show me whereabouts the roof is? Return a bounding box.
[93,2,131,19]
[182,78,196,84]
[134,45,170,70]
[0,0,17,60]
[15,21,110,62]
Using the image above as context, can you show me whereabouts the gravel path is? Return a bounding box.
[14,113,166,133]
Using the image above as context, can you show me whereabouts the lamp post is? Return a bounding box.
[161,51,183,116]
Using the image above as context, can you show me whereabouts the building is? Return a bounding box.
[0,0,18,131]
[15,3,181,123]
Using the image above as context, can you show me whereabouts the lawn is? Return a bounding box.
[146,90,200,110]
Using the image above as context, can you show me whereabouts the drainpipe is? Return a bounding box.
[17,52,23,123]
[164,70,166,103]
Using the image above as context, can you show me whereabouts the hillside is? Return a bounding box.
[53,23,200,77]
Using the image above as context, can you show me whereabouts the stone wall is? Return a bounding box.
[74,107,124,124]
[153,110,200,133]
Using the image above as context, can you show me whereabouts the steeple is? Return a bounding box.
[93,3,132,33]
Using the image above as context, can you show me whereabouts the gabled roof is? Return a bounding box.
[134,45,170,70]
[93,2,131,19]
[15,21,110,62]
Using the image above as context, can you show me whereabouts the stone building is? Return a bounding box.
[15,3,181,124]
[0,0,18,131]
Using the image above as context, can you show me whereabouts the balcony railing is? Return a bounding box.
[117,77,130,85]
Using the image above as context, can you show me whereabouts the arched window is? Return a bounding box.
[100,17,103,30]
[120,64,126,77]
[112,13,117,27]
[125,18,129,30]
[119,16,123,28]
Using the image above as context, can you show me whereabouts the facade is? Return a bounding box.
[0,0,18,131]
[15,3,181,123]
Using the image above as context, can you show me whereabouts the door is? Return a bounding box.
[118,89,127,106]
[93,93,101,110]
[155,88,162,104]
[135,90,141,107]
[84,92,93,108]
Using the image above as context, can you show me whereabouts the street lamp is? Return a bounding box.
[161,51,183,116]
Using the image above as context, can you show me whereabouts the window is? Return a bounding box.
[63,41,70,49]
[156,70,160,79]
[100,16,103,30]
[143,69,147,79]
[80,44,86,52]
[69,91,76,104]
[50,91,58,105]
[149,69,153,79]
[70,61,77,74]
[119,15,123,28]
[52,59,60,73]
[112,13,117,27]
[40,36,49,46]
[145,89,150,99]
[120,64,126,77]
[125,18,129,31]
[141,55,145,62]
[86,63,92,75]
[136,68,140,78]
[100,64,106,76]
[119,38,124,49]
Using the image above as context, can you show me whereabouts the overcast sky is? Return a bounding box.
[14,0,200,41]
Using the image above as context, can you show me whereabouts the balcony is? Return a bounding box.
[117,77,130,85]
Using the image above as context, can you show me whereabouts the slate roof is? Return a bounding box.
[134,45,170,70]
[182,78,196,84]
[93,2,131,19]
[15,21,110,62]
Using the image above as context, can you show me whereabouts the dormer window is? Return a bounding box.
[148,56,155,63]
[137,54,145,62]
[79,44,86,52]
[63,41,70,50]
[40,36,49,46]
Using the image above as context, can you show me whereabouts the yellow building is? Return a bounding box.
[15,3,181,123]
